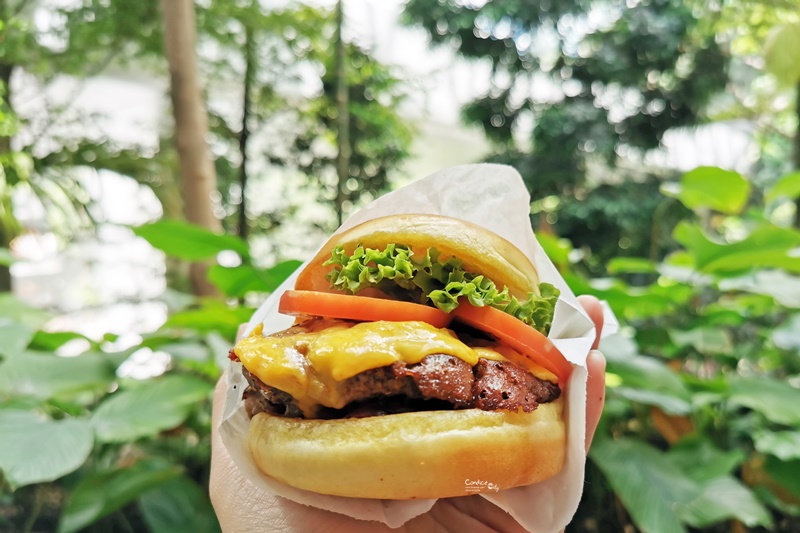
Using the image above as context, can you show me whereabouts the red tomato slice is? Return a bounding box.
[452,304,572,384]
[279,290,453,329]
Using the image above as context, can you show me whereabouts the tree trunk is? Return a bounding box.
[160,0,221,296]
[334,0,350,227]
[0,42,15,292]
[794,81,800,229]
[238,20,254,241]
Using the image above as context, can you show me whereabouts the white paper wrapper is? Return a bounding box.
[220,164,597,532]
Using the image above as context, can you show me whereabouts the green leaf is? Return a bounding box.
[669,327,732,355]
[601,335,691,414]
[0,319,34,359]
[668,437,745,482]
[206,331,235,370]
[764,456,800,499]
[163,299,252,340]
[754,431,800,461]
[0,352,116,400]
[764,23,800,86]
[133,220,249,261]
[674,222,800,276]
[535,233,572,268]
[772,314,800,350]
[158,341,210,362]
[28,330,96,352]
[58,460,182,533]
[766,172,800,202]
[162,288,197,312]
[139,476,221,533]
[0,410,93,488]
[566,273,682,321]
[607,257,657,275]
[728,377,800,426]
[0,294,51,328]
[720,271,800,308]
[679,476,772,528]
[661,167,750,214]
[612,388,692,415]
[591,438,701,533]
[91,374,213,443]
[207,260,302,297]
[0,247,14,266]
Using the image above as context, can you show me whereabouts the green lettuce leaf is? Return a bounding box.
[324,244,559,334]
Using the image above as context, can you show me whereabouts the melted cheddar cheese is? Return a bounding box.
[234,320,556,411]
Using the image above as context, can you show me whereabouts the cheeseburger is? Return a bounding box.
[228,214,572,499]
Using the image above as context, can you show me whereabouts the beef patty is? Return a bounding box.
[231,351,560,419]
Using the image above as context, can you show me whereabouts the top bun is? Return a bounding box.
[296,214,540,300]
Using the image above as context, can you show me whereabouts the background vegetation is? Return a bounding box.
[2,0,800,531]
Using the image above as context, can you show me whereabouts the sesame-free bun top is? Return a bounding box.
[295,214,541,299]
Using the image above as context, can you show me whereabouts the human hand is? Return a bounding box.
[210,295,606,533]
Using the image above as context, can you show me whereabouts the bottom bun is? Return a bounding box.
[248,397,566,499]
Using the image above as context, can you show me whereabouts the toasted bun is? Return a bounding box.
[295,214,541,300]
[248,397,565,499]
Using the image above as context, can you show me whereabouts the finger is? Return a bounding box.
[584,350,606,453]
[577,295,604,350]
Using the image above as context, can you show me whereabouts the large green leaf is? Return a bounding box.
[674,222,800,275]
[0,294,51,328]
[0,319,34,359]
[0,410,93,488]
[755,431,800,461]
[728,377,800,426]
[0,352,116,400]
[764,456,800,499]
[766,172,800,203]
[566,274,685,321]
[206,331,234,370]
[91,374,213,443]
[133,220,249,261]
[661,167,750,214]
[58,460,182,533]
[754,431,800,461]
[669,327,732,356]
[28,330,96,352]
[772,314,800,350]
[591,438,701,533]
[158,341,210,362]
[139,476,221,533]
[607,257,657,275]
[601,335,692,414]
[163,299,253,339]
[720,271,800,309]
[535,233,572,269]
[667,437,744,482]
[679,476,772,528]
[0,247,14,266]
[207,260,302,297]
[764,23,800,86]
[611,388,692,415]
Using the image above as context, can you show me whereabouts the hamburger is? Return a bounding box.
[228,214,572,499]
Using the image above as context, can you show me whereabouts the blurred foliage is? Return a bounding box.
[0,220,296,531]
[194,1,413,236]
[561,166,800,532]
[2,0,800,532]
[404,0,728,197]
[0,0,410,265]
